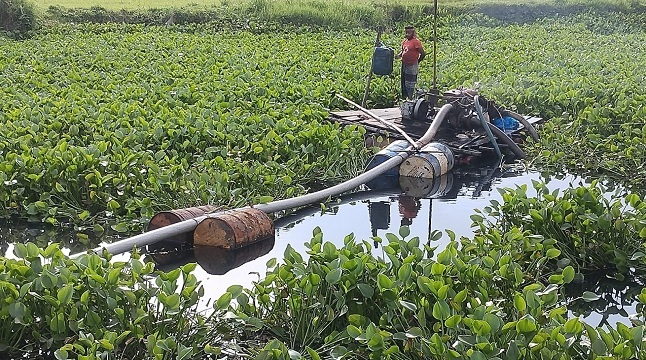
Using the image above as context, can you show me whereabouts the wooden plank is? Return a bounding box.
[331,107,402,121]
[330,109,364,117]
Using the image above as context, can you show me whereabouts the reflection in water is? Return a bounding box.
[144,162,525,275]
[145,241,195,272]
[0,220,107,257]
[194,238,275,275]
[143,168,473,274]
[3,162,642,326]
[565,270,646,328]
[368,201,390,236]
[146,237,275,276]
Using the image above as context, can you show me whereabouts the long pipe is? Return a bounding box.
[86,104,454,256]
[468,114,525,159]
[502,110,539,141]
[486,122,525,159]
[255,103,453,214]
[416,103,452,146]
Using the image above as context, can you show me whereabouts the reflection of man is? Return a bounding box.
[398,195,421,226]
[395,25,426,99]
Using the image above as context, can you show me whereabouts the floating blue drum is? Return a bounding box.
[398,142,454,179]
[365,140,411,190]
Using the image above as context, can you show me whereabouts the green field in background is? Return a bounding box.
[34,0,219,9]
[33,0,644,10]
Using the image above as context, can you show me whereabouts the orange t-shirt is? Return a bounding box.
[401,37,423,65]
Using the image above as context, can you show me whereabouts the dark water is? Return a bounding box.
[144,164,644,328]
[1,164,642,328]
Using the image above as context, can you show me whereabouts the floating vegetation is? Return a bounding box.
[2,3,646,359]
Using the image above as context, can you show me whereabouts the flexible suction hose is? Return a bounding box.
[255,103,453,214]
[502,110,539,141]
[86,104,454,256]
[474,95,502,159]
[486,122,525,159]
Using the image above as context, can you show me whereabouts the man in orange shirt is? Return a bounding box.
[395,25,426,99]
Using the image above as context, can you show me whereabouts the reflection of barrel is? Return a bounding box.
[365,140,410,190]
[194,236,275,275]
[146,241,195,272]
[399,142,454,179]
[147,205,219,243]
[399,172,454,198]
[193,208,274,249]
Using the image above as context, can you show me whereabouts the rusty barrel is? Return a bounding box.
[193,208,274,249]
[193,237,275,275]
[147,205,219,244]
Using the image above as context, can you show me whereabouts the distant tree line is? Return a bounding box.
[0,0,37,37]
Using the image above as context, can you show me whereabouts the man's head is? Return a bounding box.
[405,25,415,40]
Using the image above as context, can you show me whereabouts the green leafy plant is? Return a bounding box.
[0,243,233,359]
[471,181,646,274]
[216,222,646,359]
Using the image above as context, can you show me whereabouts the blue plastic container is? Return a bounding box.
[372,44,394,76]
[492,116,520,132]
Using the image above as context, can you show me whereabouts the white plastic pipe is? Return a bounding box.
[86,104,453,256]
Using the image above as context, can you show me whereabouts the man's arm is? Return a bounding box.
[418,43,426,63]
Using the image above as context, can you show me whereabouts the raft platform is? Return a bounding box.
[329,107,543,158]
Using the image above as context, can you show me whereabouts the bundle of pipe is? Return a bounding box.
[81,103,453,257]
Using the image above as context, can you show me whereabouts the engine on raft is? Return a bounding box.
[399,87,540,159]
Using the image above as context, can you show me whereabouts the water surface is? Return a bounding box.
[1,165,640,328]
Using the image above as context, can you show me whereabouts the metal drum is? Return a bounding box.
[147,205,219,243]
[193,208,274,249]
[399,142,454,179]
[365,140,411,189]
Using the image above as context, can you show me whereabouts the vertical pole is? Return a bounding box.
[425,0,440,109]
[433,0,438,90]
[361,28,383,108]
[427,198,433,244]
